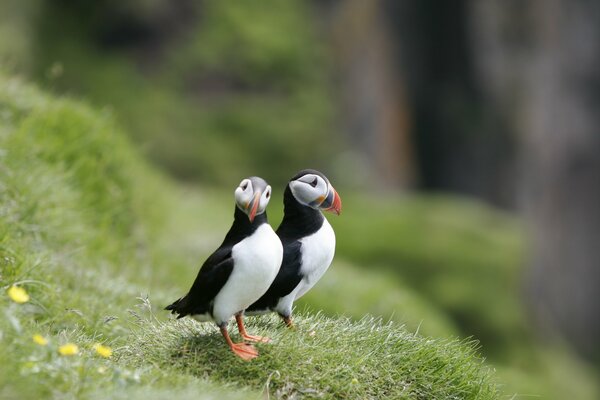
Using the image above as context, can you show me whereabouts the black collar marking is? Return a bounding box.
[276,185,324,241]
[222,206,268,245]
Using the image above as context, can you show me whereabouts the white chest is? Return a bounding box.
[295,218,336,299]
[212,224,283,323]
[232,224,283,278]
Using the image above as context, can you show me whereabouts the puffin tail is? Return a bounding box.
[165,296,189,318]
[164,299,179,311]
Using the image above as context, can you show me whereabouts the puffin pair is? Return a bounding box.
[165,170,341,360]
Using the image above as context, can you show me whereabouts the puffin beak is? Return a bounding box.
[247,191,261,222]
[320,187,342,216]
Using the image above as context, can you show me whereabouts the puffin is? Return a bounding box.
[246,169,341,327]
[165,177,283,360]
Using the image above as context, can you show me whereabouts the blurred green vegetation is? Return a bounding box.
[333,194,527,359]
[299,261,459,338]
[20,0,338,186]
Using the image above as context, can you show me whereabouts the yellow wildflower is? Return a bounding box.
[7,285,29,303]
[32,334,48,346]
[93,343,113,358]
[58,343,79,356]
[351,378,359,385]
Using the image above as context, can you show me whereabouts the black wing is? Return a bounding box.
[247,240,303,312]
[165,247,234,318]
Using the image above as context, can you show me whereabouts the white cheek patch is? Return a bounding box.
[235,181,254,210]
[257,185,272,215]
[315,179,329,200]
[289,181,318,207]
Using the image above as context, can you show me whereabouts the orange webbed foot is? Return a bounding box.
[221,323,259,361]
[230,342,259,361]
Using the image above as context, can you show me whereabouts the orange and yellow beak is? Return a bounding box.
[319,187,342,215]
[247,191,261,222]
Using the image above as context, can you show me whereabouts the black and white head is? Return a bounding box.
[288,169,342,215]
[235,176,272,222]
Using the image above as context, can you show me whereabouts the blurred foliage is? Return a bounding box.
[0,0,40,74]
[12,0,338,186]
[298,261,459,338]
[0,72,167,277]
[333,194,526,360]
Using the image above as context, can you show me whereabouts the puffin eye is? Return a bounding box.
[266,191,270,198]
[310,178,318,188]
[241,182,249,191]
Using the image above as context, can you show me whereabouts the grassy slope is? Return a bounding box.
[124,312,496,400]
[0,75,501,399]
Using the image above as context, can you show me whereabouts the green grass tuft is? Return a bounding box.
[123,308,499,400]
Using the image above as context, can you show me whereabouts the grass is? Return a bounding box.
[0,73,598,399]
[124,308,498,400]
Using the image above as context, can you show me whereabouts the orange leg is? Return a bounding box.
[219,324,258,360]
[235,314,271,343]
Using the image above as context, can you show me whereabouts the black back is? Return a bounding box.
[165,206,268,318]
[247,182,324,313]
